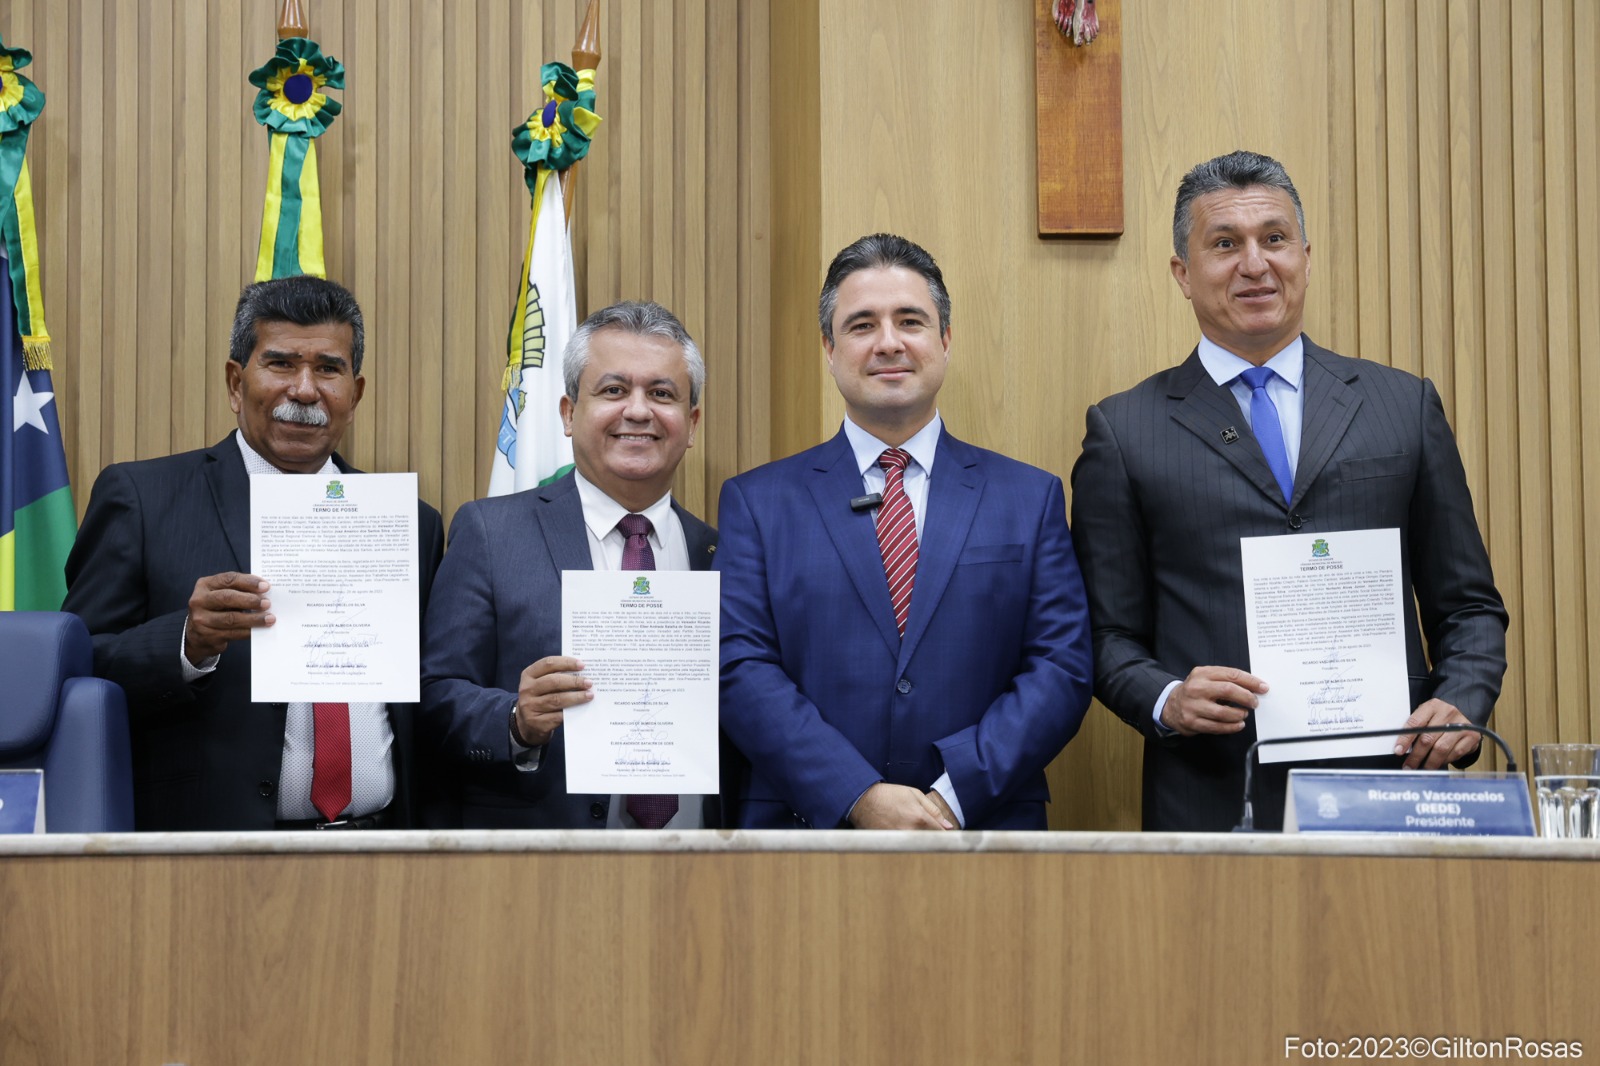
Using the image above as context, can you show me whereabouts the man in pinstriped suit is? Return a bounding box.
[1070,150,1508,831]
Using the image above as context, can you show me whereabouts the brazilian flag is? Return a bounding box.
[0,253,73,610]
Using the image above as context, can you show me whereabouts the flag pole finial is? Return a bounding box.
[561,1,602,222]
[573,0,602,70]
[278,0,309,40]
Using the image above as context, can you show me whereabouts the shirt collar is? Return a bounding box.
[1197,333,1305,391]
[573,469,675,542]
[842,412,943,478]
[234,430,339,477]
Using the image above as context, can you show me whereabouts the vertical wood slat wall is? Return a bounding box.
[1325,0,1600,770]
[11,0,768,531]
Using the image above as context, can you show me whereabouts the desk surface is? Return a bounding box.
[4,826,1598,859]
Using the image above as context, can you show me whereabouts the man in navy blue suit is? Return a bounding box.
[716,234,1093,830]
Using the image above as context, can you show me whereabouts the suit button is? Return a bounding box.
[258,780,276,798]
[896,679,912,694]
[1287,513,1304,530]
[590,802,607,820]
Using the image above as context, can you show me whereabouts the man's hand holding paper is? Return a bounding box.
[184,572,274,665]
[1396,698,1481,769]
[514,655,592,748]
[1160,666,1267,736]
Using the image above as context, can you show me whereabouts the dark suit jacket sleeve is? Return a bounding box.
[1070,402,1178,741]
[717,476,883,829]
[419,501,523,764]
[62,463,196,712]
[933,475,1093,825]
[417,502,445,617]
[1409,379,1508,722]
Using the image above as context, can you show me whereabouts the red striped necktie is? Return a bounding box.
[876,448,918,637]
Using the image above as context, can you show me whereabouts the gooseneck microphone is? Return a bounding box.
[1232,722,1517,832]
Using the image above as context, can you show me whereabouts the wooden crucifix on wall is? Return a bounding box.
[1034,0,1123,236]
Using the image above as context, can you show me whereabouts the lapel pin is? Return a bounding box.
[1221,427,1240,444]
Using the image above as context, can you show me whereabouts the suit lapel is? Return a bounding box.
[898,429,980,666]
[1168,349,1289,511]
[806,432,902,656]
[672,500,718,571]
[202,433,252,570]
[204,432,364,573]
[1292,340,1363,508]
[534,475,596,574]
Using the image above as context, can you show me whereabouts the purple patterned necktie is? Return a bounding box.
[617,513,678,829]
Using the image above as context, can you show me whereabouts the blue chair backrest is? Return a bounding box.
[0,611,134,832]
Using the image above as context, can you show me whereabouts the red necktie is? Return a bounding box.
[310,702,352,822]
[876,448,918,637]
[617,513,679,830]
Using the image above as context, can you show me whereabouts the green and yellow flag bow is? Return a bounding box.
[0,35,50,369]
[502,62,601,393]
[248,36,344,281]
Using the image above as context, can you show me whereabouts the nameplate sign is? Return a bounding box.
[1284,769,1535,836]
[0,770,45,834]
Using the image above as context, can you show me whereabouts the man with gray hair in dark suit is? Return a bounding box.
[1071,149,1507,831]
[420,300,733,829]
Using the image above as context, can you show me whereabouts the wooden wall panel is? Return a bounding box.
[1352,0,1394,369]
[1330,0,1599,771]
[734,0,771,473]
[767,0,821,463]
[1446,1,1489,576]
[1576,0,1600,736]
[1541,0,1586,744]
[14,0,768,535]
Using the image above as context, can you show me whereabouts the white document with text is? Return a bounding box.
[249,472,420,702]
[561,569,720,794]
[1242,527,1411,763]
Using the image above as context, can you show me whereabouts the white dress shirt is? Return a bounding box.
[1152,335,1305,732]
[841,414,966,827]
[180,433,395,820]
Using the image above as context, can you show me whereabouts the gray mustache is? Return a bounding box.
[272,401,329,427]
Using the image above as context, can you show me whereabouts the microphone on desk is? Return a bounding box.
[1232,722,1517,833]
[849,492,883,513]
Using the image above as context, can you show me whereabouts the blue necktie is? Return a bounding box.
[1239,366,1294,505]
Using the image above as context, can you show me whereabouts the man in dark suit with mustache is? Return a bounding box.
[64,276,444,830]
